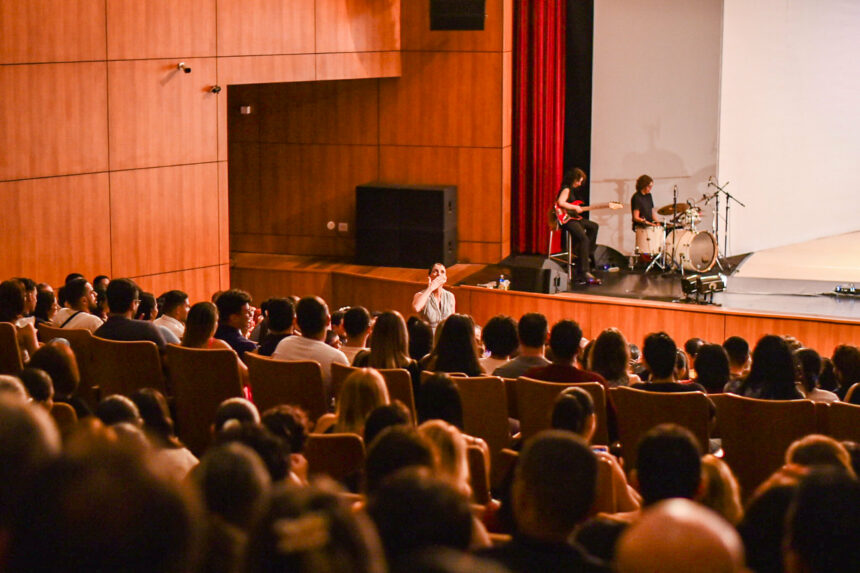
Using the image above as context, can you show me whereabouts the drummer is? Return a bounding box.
[631,174,660,230]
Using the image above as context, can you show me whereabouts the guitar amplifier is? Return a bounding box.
[356,183,458,268]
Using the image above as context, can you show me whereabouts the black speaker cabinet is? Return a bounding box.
[501,255,569,294]
[356,183,457,268]
[430,0,486,31]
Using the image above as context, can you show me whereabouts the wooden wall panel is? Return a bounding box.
[257,143,378,237]
[378,51,503,147]
[315,0,401,53]
[401,0,506,52]
[230,268,333,306]
[458,242,505,265]
[0,174,111,285]
[131,265,224,304]
[110,163,220,277]
[218,161,230,265]
[216,0,315,57]
[226,143,261,236]
[0,0,106,64]
[258,80,379,145]
[331,274,421,317]
[588,301,726,349]
[217,55,316,158]
[379,146,503,243]
[226,85,261,143]
[724,315,860,356]
[108,58,217,171]
[231,234,354,258]
[0,63,108,181]
[501,145,511,253]
[106,0,215,60]
[316,51,402,81]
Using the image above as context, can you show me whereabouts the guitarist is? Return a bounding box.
[556,168,601,285]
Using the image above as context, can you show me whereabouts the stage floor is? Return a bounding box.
[456,231,860,322]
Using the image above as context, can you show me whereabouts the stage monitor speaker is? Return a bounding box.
[430,0,486,31]
[356,183,457,268]
[500,255,569,294]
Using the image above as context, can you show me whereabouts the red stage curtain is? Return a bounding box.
[512,0,567,255]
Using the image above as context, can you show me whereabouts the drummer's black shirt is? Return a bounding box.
[631,191,655,229]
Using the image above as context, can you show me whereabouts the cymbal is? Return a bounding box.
[657,203,690,216]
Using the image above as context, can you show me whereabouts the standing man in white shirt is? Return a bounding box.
[52,278,103,333]
[154,290,190,341]
[272,296,349,401]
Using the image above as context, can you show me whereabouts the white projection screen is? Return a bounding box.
[591,0,860,258]
[718,0,860,255]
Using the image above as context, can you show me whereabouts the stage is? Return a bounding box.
[230,231,860,355]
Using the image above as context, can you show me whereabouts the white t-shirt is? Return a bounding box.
[53,307,104,332]
[154,314,185,341]
[271,335,349,398]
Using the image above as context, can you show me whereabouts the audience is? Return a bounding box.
[420,314,484,376]
[524,319,606,384]
[94,278,166,349]
[615,498,747,573]
[272,296,349,399]
[353,310,421,396]
[153,289,190,341]
[692,343,731,393]
[734,335,803,400]
[589,327,640,388]
[5,268,860,572]
[0,279,40,359]
[479,431,607,572]
[633,332,708,393]
[479,314,519,373]
[214,289,258,360]
[52,277,103,332]
[722,335,750,391]
[33,289,60,326]
[493,312,550,378]
[317,368,390,435]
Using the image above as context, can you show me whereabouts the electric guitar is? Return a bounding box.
[555,200,624,225]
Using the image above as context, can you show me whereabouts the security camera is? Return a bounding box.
[177,62,192,74]
[210,85,222,94]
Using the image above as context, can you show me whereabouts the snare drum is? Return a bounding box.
[635,225,664,255]
[678,206,702,228]
[668,229,717,272]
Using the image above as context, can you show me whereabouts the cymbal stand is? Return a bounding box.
[707,177,745,272]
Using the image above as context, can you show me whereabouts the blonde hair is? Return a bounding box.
[786,434,854,477]
[418,419,471,498]
[699,454,743,525]
[335,369,389,435]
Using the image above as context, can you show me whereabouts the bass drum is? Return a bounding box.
[668,229,717,272]
[635,225,664,255]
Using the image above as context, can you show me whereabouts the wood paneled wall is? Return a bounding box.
[1,0,401,300]
[228,0,512,264]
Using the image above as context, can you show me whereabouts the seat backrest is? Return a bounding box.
[166,344,244,456]
[38,325,98,407]
[467,445,491,505]
[0,322,23,375]
[36,323,69,343]
[826,401,860,442]
[89,336,165,397]
[304,433,365,483]
[609,386,711,472]
[714,394,815,499]
[516,377,609,445]
[455,376,511,468]
[331,363,417,421]
[331,362,354,401]
[245,353,328,422]
[502,377,518,419]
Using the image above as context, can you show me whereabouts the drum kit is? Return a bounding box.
[634,193,719,274]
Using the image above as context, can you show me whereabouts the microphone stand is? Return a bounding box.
[708,177,745,271]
